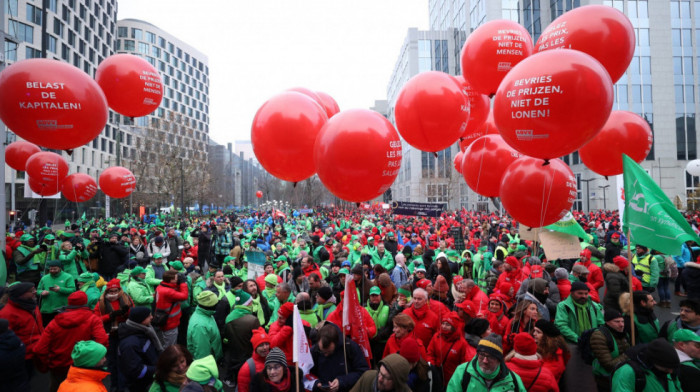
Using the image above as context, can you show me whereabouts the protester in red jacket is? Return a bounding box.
[268,302,294,366]
[181,240,198,265]
[402,288,439,348]
[238,328,271,392]
[382,313,427,359]
[486,294,510,337]
[300,256,323,281]
[506,332,559,392]
[426,311,475,386]
[34,291,109,392]
[574,249,604,290]
[326,292,378,339]
[553,268,571,300]
[496,256,527,296]
[154,270,189,347]
[464,279,490,316]
[0,283,44,362]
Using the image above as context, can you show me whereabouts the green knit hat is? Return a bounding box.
[130,266,146,276]
[78,272,94,283]
[71,340,107,368]
[197,291,219,307]
[46,260,61,268]
[264,274,279,286]
[234,289,253,306]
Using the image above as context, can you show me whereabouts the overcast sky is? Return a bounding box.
[117,0,429,146]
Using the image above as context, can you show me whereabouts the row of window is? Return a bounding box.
[116,27,207,73]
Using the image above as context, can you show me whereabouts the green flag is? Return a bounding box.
[81,211,86,221]
[544,212,592,241]
[622,154,700,255]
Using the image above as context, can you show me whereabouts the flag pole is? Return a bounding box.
[626,229,635,346]
[342,331,348,375]
[295,362,300,392]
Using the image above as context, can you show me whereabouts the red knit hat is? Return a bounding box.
[278,302,294,319]
[580,248,592,261]
[505,256,519,269]
[513,332,537,356]
[416,279,431,290]
[251,327,271,349]
[452,275,464,285]
[434,275,449,295]
[68,291,88,306]
[399,337,421,363]
[106,278,121,290]
[613,256,629,270]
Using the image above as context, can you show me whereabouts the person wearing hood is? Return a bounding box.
[188,291,223,361]
[34,291,109,392]
[602,257,631,312]
[463,279,489,316]
[574,249,604,290]
[181,354,224,392]
[611,338,683,392]
[446,334,525,392]
[517,277,557,322]
[56,340,109,392]
[77,272,101,309]
[0,318,30,392]
[222,289,261,387]
[250,347,304,392]
[350,354,412,392]
[37,259,76,326]
[0,283,44,378]
[505,332,559,392]
[427,311,475,387]
[485,294,510,336]
[553,267,571,300]
[147,236,171,260]
[495,256,527,297]
[119,306,163,392]
[238,328,271,392]
[590,308,630,392]
[310,323,369,392]
[128,266,156,306]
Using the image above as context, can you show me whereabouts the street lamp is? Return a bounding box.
[599,185,610,210]
[580,178,596,212]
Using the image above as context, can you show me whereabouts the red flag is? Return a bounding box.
[342,275,372,364]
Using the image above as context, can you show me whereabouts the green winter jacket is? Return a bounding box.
[365,302,389,338]
[59,249,80,279]
[37,271,76,313]
[81,283,102,310]
[148,380,181,392]
[314,302,336,321]
[127,278,155,306]
[446,358,525,392]
[554,295,604,343]
[187,306,223,360]
[299,308,320,328]
[612,362,683,392]
[372,251,395,271]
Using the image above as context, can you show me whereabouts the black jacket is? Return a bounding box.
[682,262,700,300]
[0,329,29,392]
[118,322,160,392]
[310,324,369,392]
[100,242,129,277]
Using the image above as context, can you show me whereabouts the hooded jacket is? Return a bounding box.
[603,263,628,312]
[118,321,160,391]
[402,305,439,348]
[0,299,44,360]
[57,366,110,392]
[426,319,475,386]
[223,307,261,370]
[154,281,189,331]
[446,357,526,392]
[237,349,267,392]
[486,296,511,337]
[506,355,559,392]
[34,307,109,368]
[0,328,29,391]
[187,306,223,361]
[349,354,412,392]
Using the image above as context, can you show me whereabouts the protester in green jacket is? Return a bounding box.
[35,234,60,272]
[59,241,81,280]
[187,291,223,361]
[447,334,525,392]
[77,272,102,309]
[37,260,76,324]
[611,339,683,392]
[127,266,155,306]
[623,291,660,344]
[314,286,337,321]
[554,281,604,343]
[183,355,224,392]
[371,242,395,272]
[13,234,44,286]
[366,287,390,335]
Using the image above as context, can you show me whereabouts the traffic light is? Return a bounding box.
[9,210,15,221]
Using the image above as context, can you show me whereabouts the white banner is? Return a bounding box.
[616,174,625,224]
[292,305,314,374]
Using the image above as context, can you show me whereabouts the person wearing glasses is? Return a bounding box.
[250,348,303,392]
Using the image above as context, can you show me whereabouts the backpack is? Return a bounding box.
[233,357,256,392]
[610,360,646,392]
[664,256,679,279]
[577,326,614,365]
[460,362,522,392]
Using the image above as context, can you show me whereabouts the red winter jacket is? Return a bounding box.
[237,351,267,392]
[154,281,189,331]
[465,286,489,316]
[326,302,377,339]
[428,299,450,321]
[302,263,323,281]
[382,332,427,359]
[487,312,511,337]
[557,280,571,300]
[495,270,527,297]
[542,348,569,382]
[574,260,604,290]
[403,306,439,348]
[256,273,282,292]
[34,307,109,368]
[181,245,198,265]
[426,332,475,385]
[268,321,294,366]
[506,356,559,392]
[0,300,44,359]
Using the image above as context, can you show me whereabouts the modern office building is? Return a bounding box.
[388,0,699,212]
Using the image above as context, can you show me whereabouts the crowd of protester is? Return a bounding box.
[2,207,700,392]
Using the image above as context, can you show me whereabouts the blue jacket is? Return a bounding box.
[310,324,369,392]
[0,329,29,391]
[673,243,691,268]
[118,322,160,391]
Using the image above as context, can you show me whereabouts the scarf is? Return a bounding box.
[10,298,37,313]
[125,319,164,353]
[410,305,428,320]
[264,368,291,392]
[475,360,500,381]
[572,300,592,333]
[251,296,266,325]
[212,281,226,299]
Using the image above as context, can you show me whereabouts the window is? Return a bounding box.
[25,46,41,58]
[4,40,17,62]
[9,21,34,44]
[118,26,128,37]
[138,42,148,54]
[6,0,18,17]
[26,4,42,25]
[151,46,160,57]
[47,34,57,53]
[145,31,155,43]
[61,43,70,61]
[54,18,64,37]
[131,28,142,40]
[124,39,135,51]
[427,184,449,203]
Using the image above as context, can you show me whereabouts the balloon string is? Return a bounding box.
[539,167,555,229]
[474,138,486,196]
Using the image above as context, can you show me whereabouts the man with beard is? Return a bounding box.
[37,259,76,326]
[591,309,631,392]
[623,290,660,344]
[244,279,272,327]
[446,334,525,391]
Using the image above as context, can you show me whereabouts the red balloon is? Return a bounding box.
[454,151,464,174]
[314,109,401,202]
[95,54,164,117]
[461,135,521,197]
[315,91,340,118]
[461,20,534,96]
[499,157,576,228]
[62,173,98,202]
[5,141,41,171]
[28,176,60,196]
[395,71,468,152]
[256,191,263,199]
[287,88,328,117]
[460,110,499,151]
[579,111,653,176]
[25,152,69,187]
[536,5,634,83]
[0,59,108,150]
[493,49,613,160]
[454,76,490,140]
[251,92,327,182]
[99,166,136,199]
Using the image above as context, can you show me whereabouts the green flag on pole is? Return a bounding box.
[544,212,592,241]
[81,212,86,221]
[622,154,700,255]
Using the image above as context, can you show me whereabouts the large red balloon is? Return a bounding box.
[460,20,534,96]
[314,109,402,202]
[394,71,467,152]
[25,152,69,187]
[453,76,491,140]
[461,135,521,197]
[536,5,634,84]
[99,166,136,199]
[62,173,98,202]
[500,157,576,228]
[0,59,108,150]
[493,49,613,160]
[251,92,327,182]
[315,91,340,118]
[256,191,263,199]
[5,141,41,171]
[95,54,164,117]
[28,176,60,196]
[454,151,464,174]
[460,110,499,151]
[579,111,653,176]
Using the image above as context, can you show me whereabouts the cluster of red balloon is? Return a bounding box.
[0,53,159,201]
[453,5,647,227]
[256,191,263,199]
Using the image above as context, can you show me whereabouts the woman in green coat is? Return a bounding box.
[149,344,193,392]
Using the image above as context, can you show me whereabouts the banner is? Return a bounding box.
[245,250,267,280]
[538,231,582,260]
[518,225,541,242]
[342,275,372,363]
[616,174,625,224]
[543,212,592,241]
[293,305,314,374]
[391,201,446,217]
[622,155,700,255]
